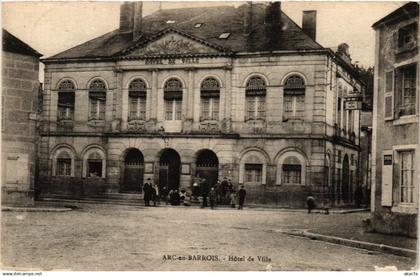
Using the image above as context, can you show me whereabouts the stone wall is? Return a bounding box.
[2,51,40,206]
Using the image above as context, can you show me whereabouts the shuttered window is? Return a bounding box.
[284,75,305,121]
[384,71,394,121]
[164,79,183,121]
[129,79,147,120]
[200,78,220,121]
[245,76,266,120]
[89,80,106,121]
[57,80,75,121]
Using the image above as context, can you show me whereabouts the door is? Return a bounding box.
[122,148,144,193]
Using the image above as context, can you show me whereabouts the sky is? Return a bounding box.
[2,1,405,76]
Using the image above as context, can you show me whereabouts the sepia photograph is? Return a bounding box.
[1,0,419,272]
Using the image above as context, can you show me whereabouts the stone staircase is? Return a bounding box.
[38,193,145,206]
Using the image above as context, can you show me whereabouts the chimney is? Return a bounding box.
[265,2,282,50]
[243,2,253,35]
[119,2,143,41]
[265,1,281,25]
[119,2,134,33]
[302,10,317,41]
[132,2,143,41]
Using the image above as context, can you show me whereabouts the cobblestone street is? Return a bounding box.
[1,204,416,271]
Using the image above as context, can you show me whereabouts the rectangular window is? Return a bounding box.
[246,96,265,120]
[337,150,342,163]
[348,110,354,133]
[165,99,182,120]
[56,158,71,176]
[397,23,418,52]
[88,159,102,178]
[129,96,146,120]
[337,98,342,127]
[58,92,75,120]
[395,64,417,117]
[400,151,415,204]
[200,98,219,121]
[89,92,106,120]
[245,164,262,183]
[282,164,302,184]
[284,95,304,120]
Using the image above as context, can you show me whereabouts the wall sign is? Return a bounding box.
[383,154,393,165]
[181,163,191,175]
[145,57,199,65]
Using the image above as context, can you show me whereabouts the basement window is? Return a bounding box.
[219,33,231,39]
[194,23,203,28]
[166,20,176,24]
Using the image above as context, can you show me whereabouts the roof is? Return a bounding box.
[45,4,324,61]
[2,29,42,57]
[372,2,419,29]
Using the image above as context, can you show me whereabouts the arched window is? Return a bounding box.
[200,77,220,121]
[52,147,75,177]
[83,148,106,178]
[57,80,75,121]
[89,79,106,120]
[282,156,302,185]
[129,79,147,120]
[283,75,305,121]
[239,150,268,185]
[245,76,266,120]
[164,78,183,120]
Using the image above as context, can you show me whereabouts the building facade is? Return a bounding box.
[371,2,419,237]
[39,2,364,207]
[2,29,42,206]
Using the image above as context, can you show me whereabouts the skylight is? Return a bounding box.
[166,20,176,24]
[194,23,203,28]
[219,33,230,39]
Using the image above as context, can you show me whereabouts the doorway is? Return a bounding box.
[159,148,181,191]
[122,148,144,193]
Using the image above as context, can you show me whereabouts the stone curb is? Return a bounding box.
[247,205,369,214]
[283,230,417,258]
[2,206,72,212]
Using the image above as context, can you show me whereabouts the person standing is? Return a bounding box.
[354,185,364,208]
[229,189,237,208]
[306,193,316,213]
[160,185,169,205]
[238,185,247,210]
[200,178,209,208]
[209,187,217,209]
[151,183,159,207]
[143,178,152,206]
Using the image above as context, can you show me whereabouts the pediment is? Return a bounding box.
[126,32,221,57]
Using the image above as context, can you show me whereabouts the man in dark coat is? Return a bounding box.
[200,178,209,208]
[354,185,364,208]
[238,185,247,210]
[209,187,217,209]
[143,178,152,206]
[306,193,316,213]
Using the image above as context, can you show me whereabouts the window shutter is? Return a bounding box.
[381,151,393,206]
[384,71,394,120]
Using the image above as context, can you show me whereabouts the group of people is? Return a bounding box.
[142,176,247,210]
[142,178,159,207]
[192,177,247,210]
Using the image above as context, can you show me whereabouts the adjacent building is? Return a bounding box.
[2,29,42,206]
[39,2,365,207]
[371,2,419,237]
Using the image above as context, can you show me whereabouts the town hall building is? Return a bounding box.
[39,2,365,207]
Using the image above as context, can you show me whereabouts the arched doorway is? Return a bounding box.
[159,148,181,191]
[196,149,219,187]
[342,155,350,203]
[122,148,144,193]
